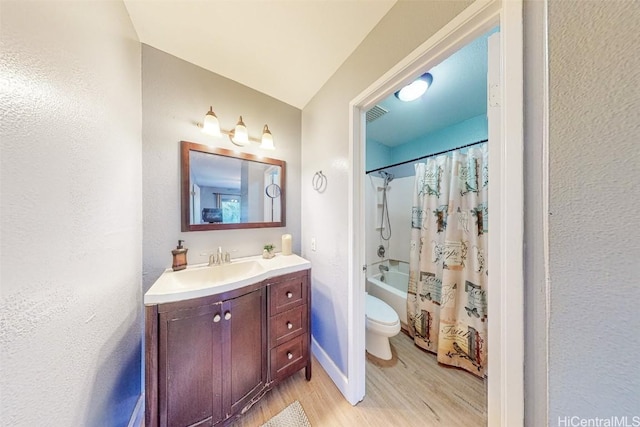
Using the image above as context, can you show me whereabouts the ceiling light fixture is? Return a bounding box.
[198,107,275,149]
[394,72,433,102]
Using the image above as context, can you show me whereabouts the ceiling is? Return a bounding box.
[123,2,495,151]
[123,0,396,109]
[366,30,496,148]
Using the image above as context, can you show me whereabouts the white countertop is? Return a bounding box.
[144,253,311,305]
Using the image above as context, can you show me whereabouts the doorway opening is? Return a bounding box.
[362,28,497,425]
[347,1,524,425]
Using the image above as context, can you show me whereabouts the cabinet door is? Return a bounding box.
[225,288,267,415]
[159,303,224,427]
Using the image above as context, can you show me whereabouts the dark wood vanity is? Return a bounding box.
[145,269,311,427]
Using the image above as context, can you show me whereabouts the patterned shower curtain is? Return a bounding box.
[407,145,488,377]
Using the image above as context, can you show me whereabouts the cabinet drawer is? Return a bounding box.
[270,333,308,381]
[270,305,307,348]
[269,276,307,314]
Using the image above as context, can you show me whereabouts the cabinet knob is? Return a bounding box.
[224,311,231,320]
[286,291,293,299]
[287,352,293,360]
[213,314,221,323]
[287,322,293,330]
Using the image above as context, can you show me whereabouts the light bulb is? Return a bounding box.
[233,116,249,145]
[201,106,221,136]
[260,124,275,150]
[395,73,433,102]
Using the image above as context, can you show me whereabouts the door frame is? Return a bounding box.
[347,0,524,425]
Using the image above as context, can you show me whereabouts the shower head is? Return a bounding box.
[379,170,394,185]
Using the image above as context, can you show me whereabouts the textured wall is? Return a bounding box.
[141,46,302,292]
[548,0,640,421]
[301,0,472,375]
[0,1,142,426]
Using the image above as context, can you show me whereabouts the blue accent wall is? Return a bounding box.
[366,114,488,172]
[391,114,487,164]
[366,139,393,171]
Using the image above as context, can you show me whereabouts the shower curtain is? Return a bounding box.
[407,145,488,377]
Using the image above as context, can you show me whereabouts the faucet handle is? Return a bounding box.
[209,252,224,266]
[224,252,231,263]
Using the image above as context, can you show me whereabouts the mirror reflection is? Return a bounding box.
[181,141,286,231]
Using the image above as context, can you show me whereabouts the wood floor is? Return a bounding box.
[231,332,487,426]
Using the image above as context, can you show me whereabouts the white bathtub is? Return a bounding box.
[366,271,408,328]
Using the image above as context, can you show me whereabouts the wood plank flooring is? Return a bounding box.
[231,332,487,426]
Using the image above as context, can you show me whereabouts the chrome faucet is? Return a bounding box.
[208,247,230,266]
[379,264,389,272]
[208,253,219,266]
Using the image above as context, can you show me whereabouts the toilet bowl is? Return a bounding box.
[366,293,401,360]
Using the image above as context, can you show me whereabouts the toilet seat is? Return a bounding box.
[366,294,400,327]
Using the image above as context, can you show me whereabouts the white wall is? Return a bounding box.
[547,0,640,421]
[365,176,385,267]
[301,0,472,376]
[0,1,142,425]
[387,177,413,263]
[365,175,413,269]
[141,46,302,291]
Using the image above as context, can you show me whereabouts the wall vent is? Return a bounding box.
[366,105,388,123]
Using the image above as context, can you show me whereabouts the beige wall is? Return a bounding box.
[0,1,142,425]
[547,0,640,421]
[301,0,472,375]
[141,46,302,292]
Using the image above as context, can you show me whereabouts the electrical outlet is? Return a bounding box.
[311,237,316,251]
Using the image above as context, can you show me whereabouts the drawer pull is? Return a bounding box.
[287,352,293,360]
[286,291,293,299]
[224,311,231,320]
[213,314,221,323]
[287,322,293,330]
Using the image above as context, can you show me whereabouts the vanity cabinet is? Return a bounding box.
[145,269,310,427]
[267,273,311,383]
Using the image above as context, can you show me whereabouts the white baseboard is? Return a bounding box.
[311,336,350,401]
[127,393,144,427]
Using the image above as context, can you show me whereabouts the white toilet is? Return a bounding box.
[365,293,401,360]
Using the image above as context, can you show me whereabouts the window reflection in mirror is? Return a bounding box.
[181,141,286,231]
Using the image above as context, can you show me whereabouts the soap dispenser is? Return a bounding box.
[172,240,188,271]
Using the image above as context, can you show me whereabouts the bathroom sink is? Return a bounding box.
[145,253,311,305]
[170,260,266,289]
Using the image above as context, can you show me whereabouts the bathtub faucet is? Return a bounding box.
[379,264,389,272]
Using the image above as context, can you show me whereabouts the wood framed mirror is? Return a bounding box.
[181,141,286,231]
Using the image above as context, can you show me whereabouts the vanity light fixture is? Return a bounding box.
[394,72,433,102]
[201,106,221,137]
[260,125,274,150]
[230,116,249,146]
[199,107,275,150]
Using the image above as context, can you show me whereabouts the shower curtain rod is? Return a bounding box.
[365,138,488,175]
